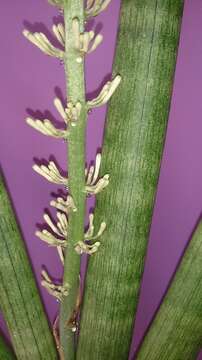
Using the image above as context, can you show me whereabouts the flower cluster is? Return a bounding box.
[32,153,109,196]
[72,17,103,63]
[48,0,113,18]
[36,198,106,291]
[87,76,121,108]
[23,28,64,58]
[48,0,64,8]
[85,0,112,18]
[75,213,106,255]
[41,269,70,301]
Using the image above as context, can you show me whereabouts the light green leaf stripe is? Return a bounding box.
[77,1,184,359]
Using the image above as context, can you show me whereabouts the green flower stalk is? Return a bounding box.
[23,0,120,358]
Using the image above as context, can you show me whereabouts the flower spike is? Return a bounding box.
[23,30,64,59]
[41,269,69,301]
[33,161,68,186]
[87,75,121,109]
[26,117,68,139]
[85,0,112,18]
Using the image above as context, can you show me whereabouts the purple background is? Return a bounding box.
[0,0,202,359]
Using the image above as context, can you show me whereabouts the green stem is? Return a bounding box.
[136,220,202,360]
[0,174,57,359]
[77,1,184,359]
[59,1,87,359]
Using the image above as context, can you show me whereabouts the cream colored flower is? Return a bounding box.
[87,75,121,108]
[54,97,82,127]
[33,161,67,186]
[85,153,110,195]
[52,23,65,46]
[26,117,68,139]
[72,18,103,59]
[41,269,69,301]
[85,0,112,18]
[36,208,68,243]
[75,213,106,255]
[50,195,77,213]
[23,29,64,58]
[75,240,101,255]
[48,0,64,8]
[84,213,106,241]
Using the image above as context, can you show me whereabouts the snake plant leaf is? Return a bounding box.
[77,1,184,359]
[136,220,202,360]
[0,332,16,360]
[0,173,57,359]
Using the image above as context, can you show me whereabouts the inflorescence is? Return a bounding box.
[23,0,120,307]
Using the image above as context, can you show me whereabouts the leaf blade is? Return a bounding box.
[77,1,184,359]
[0,173,57,359]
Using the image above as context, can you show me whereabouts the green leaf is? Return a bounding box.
[77,1,184,359]
[136,220,202,360]
[0,173,57,359]
[0,332,16,360]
